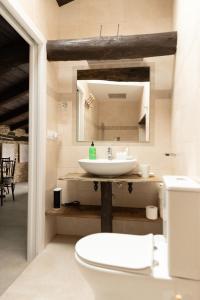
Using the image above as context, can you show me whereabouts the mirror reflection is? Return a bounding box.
[77,79,150,143]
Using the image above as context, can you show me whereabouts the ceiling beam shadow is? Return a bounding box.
[0,42,29,76]
[10,118,29,131]
[0,79,29,106]
[0,104,29,123]
[77,67,150,82]
[56,0,74,7]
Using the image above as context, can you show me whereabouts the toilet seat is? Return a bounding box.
[75,233,154,274]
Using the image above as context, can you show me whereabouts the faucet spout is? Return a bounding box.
[107,147,112,160]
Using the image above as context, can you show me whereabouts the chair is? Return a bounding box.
[0,159,16,202]
[1,157,11,162]
[0,161,5,206]
[1,158,11,194]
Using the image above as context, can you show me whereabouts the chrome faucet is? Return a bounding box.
[107,147,112,160]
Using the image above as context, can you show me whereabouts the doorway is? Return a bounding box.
[0,15,29,294]
[0,0,46,294]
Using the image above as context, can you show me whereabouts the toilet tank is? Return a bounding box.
[163,176,200,280]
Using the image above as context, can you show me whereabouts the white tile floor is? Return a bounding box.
[1,235,94,300]
[0,183,28,295]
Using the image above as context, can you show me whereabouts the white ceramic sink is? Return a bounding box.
[78,159,137,177]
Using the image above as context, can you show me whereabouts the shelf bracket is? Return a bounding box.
[93,181,99,192]
[128,183,133,194]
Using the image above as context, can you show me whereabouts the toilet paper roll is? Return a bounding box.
[146,206,158,220]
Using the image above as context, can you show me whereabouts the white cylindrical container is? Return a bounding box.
[140,164,150,178]
[146,205,158,220]
[53,188,62,208]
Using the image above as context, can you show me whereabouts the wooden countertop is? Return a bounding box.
[59,173,161,183]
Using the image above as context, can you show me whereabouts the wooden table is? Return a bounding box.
[59,173,161,233]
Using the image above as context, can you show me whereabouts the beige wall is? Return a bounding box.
[13,0,175,237]
[45,62,59,244]
[13,0,200,237]
[98,99,140,141]
[56,0,174,235]
[58,0,173,38]
[16,0,59,39]
[172,0,200,176]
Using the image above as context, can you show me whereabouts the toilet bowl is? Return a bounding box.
[75,233,200,300]
[75,177,200,300]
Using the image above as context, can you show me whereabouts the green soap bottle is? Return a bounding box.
[89,141,96,160]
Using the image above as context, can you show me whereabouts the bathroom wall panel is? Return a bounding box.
[45,62,60,244]
[55,0,173,236]
[56,77,172,235]
[14,0,174,237]
[15,0,60,243]
[58,0,173,39]
[172,0,200,177]
[16,0,59,39]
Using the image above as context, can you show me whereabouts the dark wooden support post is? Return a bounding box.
[93,181,99,192]
[128,183,133,194]
[0,187,3,206]
[101,182,112,232]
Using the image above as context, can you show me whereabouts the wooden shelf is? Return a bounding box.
[59,173,161,183]
[46,205,161,223]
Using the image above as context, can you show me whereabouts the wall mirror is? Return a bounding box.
[76,67,150,143]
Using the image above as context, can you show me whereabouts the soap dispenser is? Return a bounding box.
[89,141,96,160]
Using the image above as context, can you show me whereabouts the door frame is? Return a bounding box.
[0,0,47,261]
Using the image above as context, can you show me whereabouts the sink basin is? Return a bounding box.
[78,159,137,177]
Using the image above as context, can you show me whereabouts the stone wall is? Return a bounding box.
[0,125,28,183]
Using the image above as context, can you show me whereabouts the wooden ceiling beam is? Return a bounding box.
[0,134,28,142]
[0,16,22,41]
[0,79,29,106]
[0,104,29,123]
[20,123,29,130]
[47,31,177,61]
[10,118,28,131]
[56,0,74,7]
[77,67,150,82]
[0,42,29,76]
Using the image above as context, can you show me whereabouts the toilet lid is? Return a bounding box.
[75,233,154,274]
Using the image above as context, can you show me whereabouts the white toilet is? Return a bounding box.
[75,176,200,300]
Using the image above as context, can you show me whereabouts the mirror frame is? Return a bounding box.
[72,60,156,146]
[75,66,151,144]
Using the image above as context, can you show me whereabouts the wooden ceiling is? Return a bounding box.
[0,16,29,133]
[56,0,74,7]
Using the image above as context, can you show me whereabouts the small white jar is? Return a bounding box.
[140,164,150,178]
